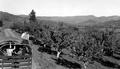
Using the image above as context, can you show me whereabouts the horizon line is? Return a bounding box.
[1,11,120,17]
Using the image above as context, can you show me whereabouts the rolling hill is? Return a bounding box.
[38,16,120,25]
[1,11,120,27]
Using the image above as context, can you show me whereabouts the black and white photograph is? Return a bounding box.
[1,0,120,69]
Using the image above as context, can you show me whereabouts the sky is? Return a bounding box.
[0,0,120,16]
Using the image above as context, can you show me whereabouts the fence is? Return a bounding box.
[0,55,32,69]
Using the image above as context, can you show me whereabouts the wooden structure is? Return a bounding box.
[0,40,32,69]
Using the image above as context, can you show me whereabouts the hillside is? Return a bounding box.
[0,11,26,28]
[21,15,120,25]
[1,11,120,27]
[38,16,120,25]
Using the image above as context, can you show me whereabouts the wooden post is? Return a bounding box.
[2,59,3,69]
[29,58,32,69]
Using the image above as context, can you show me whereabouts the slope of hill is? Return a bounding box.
[1,11,120,27]
[0,11,24,22]
[37,16,120,25]
[17,12,120,25]
[0,11,27,28]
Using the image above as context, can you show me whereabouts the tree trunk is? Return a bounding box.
[57,51,61,58]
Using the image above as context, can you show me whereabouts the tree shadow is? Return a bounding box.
[104,51,120,60]
[94,57,120,68]
[30,38,57,55]
[30,37,43,45]
[30,37,66,56]
[104,49,120,60]
[52,57,81,69]
[111,55,120,60]
[38,46,57,55]
[106,54,120,60]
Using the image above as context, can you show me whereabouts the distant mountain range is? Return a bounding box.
[1,11,120,27]
[37,15,120,24]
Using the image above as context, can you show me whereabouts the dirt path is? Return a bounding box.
[31,45,41,69]
[32,57,37,69]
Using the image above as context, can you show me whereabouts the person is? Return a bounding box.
[21,32,30,44]
[17,48,23,55]
[12,48,23,68]
[21,32,29,40]
[21,32,34,47]
[14,47,23,56]
[6,45,16,56]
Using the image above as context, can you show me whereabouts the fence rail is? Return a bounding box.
[0,55,31,59]
[0,55,32,69]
